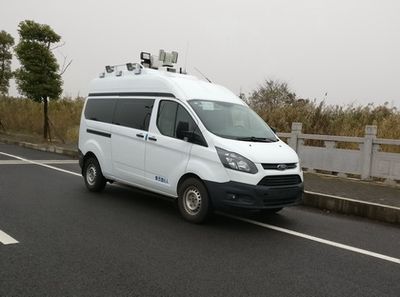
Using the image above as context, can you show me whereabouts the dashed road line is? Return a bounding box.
[0,159,78,165]
[218,212,400,265]
[0,152,81,177]
[1,150,399,265]
[0,229,19,245]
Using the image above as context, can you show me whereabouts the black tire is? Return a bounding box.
[83,157,106,192]
[177,178,211,223]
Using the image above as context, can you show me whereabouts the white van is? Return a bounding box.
[78,51,303,223]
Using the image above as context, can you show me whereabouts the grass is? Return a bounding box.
[248,99,400,152]
[0,94,399,152]
[0,96,84,144]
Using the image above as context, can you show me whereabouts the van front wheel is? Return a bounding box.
[178,178,210,223]
[83,157,106,192]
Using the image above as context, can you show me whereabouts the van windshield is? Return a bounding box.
[188,100,278,142]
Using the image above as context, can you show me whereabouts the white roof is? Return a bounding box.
[88,68,244,104]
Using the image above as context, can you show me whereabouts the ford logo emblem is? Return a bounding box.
[277,164,287,170]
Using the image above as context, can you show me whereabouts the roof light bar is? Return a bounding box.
[140,52,151,68]
[159,49,178,66]
[105,65,114,73]
[126,63,142,74]
[126,63,134,71]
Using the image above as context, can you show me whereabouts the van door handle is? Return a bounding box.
[148,136,157,141]
[136,133,145,138]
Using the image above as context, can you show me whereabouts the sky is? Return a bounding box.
[1,0,399,107]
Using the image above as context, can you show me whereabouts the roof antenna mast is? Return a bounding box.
[193,67,212,83]
[184,41,189,73]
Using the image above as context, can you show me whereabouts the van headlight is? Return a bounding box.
[216,147,258,174]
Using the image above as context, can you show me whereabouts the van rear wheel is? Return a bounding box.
[83,157,106,192]
[178,178,211,223]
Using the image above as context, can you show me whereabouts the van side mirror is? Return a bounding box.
[176,121,190,140]
[176,121,208,147]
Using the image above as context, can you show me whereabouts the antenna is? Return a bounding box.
[239,86,245,100]
[194,67,212,83]
[184,41,189,73]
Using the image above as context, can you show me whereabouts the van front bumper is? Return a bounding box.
[204,180,303,210]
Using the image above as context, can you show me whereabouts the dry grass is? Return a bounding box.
[0,95,399,150]
[251,100,400,139]
[0,96,84,144]
[248,99,400,152]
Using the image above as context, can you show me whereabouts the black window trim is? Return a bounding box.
[88,92,175,98]
[86,129,111,138]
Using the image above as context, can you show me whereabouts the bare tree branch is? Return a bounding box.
[57,49,73,76]
[60,59,72,75]
[50,41,66,51]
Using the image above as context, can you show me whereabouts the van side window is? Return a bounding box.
[84,99,115,123]
[113,99,154,131]
[157,101,178,137]
[157,100,207,146]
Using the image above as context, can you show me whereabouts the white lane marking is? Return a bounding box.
[218,212,400,265]
[0,160,78,165]
[305,190,400,211]
[0,152,81,177]
[1,151,399,265]
[0,229,19,245]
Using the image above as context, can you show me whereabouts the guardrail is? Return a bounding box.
[277,123,400,184]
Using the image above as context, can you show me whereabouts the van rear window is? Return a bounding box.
[84,99,115,123]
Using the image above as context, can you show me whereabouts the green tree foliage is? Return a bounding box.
[14,20,62,139]
[0,30,15,96]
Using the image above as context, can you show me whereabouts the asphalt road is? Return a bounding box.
[0,143,399,297]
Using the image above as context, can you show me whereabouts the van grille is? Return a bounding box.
[262,163,297,170]
[258,175,302,187]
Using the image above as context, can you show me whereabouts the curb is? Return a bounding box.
[1,138,399,224]
[0,138,78,158]
[303,191,400,224]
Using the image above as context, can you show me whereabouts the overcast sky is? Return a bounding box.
[2,0,399,107]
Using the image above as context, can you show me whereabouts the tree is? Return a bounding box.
[0,30,15,96]
[14,20,63,140]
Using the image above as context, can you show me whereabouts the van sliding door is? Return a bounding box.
[111,98,154,184]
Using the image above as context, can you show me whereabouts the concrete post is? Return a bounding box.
[288,122,302,152]
[361,125,377,180]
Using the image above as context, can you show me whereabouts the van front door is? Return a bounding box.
[111,98,154,185]
[144,100,200,196]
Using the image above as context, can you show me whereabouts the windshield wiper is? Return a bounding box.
[236,136,277,142]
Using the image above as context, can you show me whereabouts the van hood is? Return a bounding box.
[211,136,299,164]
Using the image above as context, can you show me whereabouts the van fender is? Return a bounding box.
[185,158,229,184]
[81,139,108,174]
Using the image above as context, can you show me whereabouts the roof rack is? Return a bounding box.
[99,49,185,78]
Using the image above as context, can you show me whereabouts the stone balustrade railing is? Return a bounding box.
[277,122,400,184]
